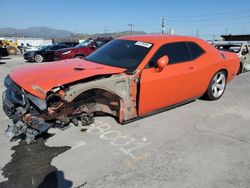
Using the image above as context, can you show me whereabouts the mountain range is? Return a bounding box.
[0,27,146,39]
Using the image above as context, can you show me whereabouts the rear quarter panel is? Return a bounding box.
[219,51,240,81]
[193,40,239,94]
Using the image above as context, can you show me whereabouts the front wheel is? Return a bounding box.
[73,55,85,59]
[202,70,227,100]
[34,54,44,63]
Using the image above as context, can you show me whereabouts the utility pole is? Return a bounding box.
[212,34,215,45]
[104,26,107,36]
[161,17,165,34]
[196,29,199,38]
[128,24,134,35]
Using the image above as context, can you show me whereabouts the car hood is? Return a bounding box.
[10,59,125,99]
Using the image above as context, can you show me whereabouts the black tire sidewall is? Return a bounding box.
[74,55,85,59]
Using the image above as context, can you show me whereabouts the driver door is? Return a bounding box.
[138,42,202,116]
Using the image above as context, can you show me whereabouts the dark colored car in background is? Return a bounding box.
[23,44,70,63]
[54,37,112,60]
[0,47,9,59]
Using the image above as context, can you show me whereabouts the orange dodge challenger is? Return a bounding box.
[3,35,240,143]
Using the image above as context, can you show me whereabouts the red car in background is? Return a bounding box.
[54,37,112,60]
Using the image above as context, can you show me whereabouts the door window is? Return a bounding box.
[186,42,205,59]
[148,42,192,68]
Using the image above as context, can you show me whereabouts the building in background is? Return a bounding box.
[221,34,250,41]
[0,37,52,47]
[169,28,175,35]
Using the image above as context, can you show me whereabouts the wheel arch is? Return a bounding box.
[70,87,124,123]
[220,68,228,79]
[237,62,243,75]
[73,53,86,58]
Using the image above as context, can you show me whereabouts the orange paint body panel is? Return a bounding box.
[10,58,125,99]
[117,35,240,116]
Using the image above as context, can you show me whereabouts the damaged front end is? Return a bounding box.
[3,75,95,144]
[2,72,138,144]
[3,75,52,144]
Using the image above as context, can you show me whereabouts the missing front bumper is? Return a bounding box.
[3,86,51,144]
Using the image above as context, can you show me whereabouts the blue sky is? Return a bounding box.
[0,0,250,39]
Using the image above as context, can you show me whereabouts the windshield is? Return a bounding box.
[216,45,242,53]
[40,45,52,51]
[76,40,93,47]
[85,39,153,72]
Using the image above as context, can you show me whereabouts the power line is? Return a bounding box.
[75,9,250,34]
[166,9,250,19]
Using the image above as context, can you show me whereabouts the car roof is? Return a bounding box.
[117,34,203,45]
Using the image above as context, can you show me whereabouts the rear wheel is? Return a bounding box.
[202,70,227,100]
[34,54,44,63]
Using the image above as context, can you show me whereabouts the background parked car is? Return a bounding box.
[23,44,70,63]
[214,42,250,74]
[20,45,47,53]
[54,37,112,60]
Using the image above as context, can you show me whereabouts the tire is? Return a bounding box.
[6,45,17,55]
[237,63,243,75]
[34,54,44,63]
[202,70,227,101]
[73,55,85,59]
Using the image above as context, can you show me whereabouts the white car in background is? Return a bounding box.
[214,42,250,74]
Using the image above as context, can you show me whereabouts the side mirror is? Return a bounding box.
[156,55,169,72]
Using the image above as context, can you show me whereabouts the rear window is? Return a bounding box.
[186,42,205,59]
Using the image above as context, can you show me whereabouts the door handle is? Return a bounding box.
[188,66,194,70]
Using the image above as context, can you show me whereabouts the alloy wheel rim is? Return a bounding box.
[35,55,43,63]
[211,72,226,98]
